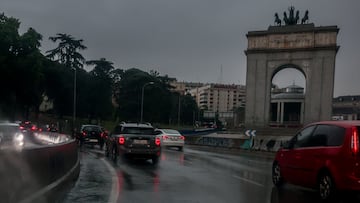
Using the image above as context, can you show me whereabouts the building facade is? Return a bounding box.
[189,84,246,117]
[332,95,360,120]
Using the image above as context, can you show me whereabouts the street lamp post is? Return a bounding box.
[73,67,77,135]
[140,82,154,123]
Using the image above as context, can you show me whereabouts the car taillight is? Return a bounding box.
[100,132,104,138]
[19,126,24,130]
[82,131,86,137]
[31,125,37,131]
[180,136,185,140]
[162,135,169,139]
[119,136,125,145]
[351,127,359,154]
[155,137,161,146]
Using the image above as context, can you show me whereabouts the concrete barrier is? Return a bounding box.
[0,136,79,203]
[184,131,292,153]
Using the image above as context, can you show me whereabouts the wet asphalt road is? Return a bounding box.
[62,146,360,203]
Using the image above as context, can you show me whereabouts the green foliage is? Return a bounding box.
[113,68,198,125]
[0,13,199,126]
[46,33,87,69]
[0,13,45,120]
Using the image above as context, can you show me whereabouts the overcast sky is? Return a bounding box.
[1,0,359,97]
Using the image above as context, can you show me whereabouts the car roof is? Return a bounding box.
[119,123,153,128]
[0,123,20,127]
[309,120,360,128]
[81,124,101,128]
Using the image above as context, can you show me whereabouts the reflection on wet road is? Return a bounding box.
[62,146,360,203]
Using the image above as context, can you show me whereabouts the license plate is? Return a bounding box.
[89,139,98,142]
[133,139,148,144]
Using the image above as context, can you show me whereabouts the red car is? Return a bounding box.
[272,121,360,200]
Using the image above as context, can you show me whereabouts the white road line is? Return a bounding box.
[233,175,264,187]
[101,158,120,203]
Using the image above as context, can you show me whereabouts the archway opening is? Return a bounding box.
[270,67,306,127]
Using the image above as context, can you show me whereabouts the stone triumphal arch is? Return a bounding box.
[244,7,339,128]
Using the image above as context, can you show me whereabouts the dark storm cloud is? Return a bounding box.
[1,0,360,96]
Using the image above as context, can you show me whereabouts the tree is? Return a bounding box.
[46,33,87,120]
[0,13,45,120]
[46,33,87,69]
[86,58,116,120]
[114,68,173,123]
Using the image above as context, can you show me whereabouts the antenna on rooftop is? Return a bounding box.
[217,64,223,84]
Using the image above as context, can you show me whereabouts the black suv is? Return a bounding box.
[79,125,106,149]
[105,122,161,164]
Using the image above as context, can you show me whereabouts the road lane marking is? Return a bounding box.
[101,158,120,203]
[20,159,80,203]
[233,175,264,187]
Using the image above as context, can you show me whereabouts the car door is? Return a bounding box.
[280,125,316,185]
[299,124,346,187]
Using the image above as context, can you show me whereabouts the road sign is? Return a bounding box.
[245,129,256,137]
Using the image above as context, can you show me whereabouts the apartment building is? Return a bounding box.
[170,81,204,95]
[189,84,246,118]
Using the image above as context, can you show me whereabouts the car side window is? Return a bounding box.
[309,124,345,147]
[293,125,316,148]
[308,125,328,147]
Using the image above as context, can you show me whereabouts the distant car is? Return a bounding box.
[105,122,161,164]
[155,129,185,151]
[79,125,106,149]
[19,121,37,132]
[272,121,360,200]
[0,123,25,149]
[38,124,58,132]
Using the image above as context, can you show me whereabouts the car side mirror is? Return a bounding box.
[281,140,293,149]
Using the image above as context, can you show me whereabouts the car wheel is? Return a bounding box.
[111,145,117,162]
[152,156,159,165]
[272,162,283,187]
[318,172,334,200]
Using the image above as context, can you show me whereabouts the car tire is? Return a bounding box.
[318,172,335,201]
[272,162,284,187]
[152,156,159,165]
[111,145,117,162]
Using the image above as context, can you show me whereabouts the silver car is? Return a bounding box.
[0,123,25,149]
[155,129,185,151]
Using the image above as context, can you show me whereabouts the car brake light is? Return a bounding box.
[155,137,161,146]
[19,126,24,130]
[351,127,359,154]
[180,136,185,140]
[100,132,104,138]
[82,131,86,137]
[163,135,169,139]
[31,125,37,131]
[119,136,125,145]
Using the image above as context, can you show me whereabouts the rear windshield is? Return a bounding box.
[82,126,101,132]
[162,129,180,134]
[123,127,155,135]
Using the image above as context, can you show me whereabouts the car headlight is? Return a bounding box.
[14,133,24,146]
